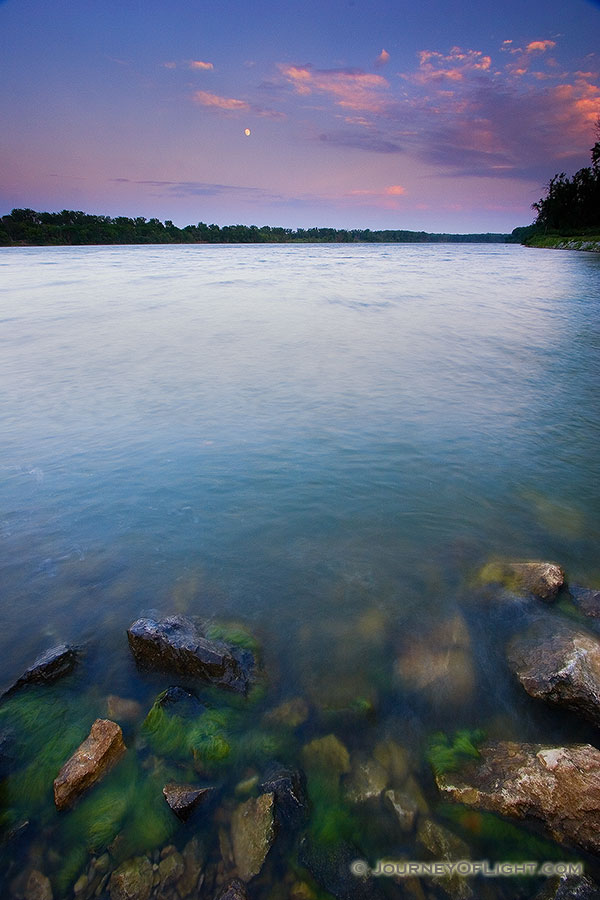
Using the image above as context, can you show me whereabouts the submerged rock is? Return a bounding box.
[176,837,205,897]
[416,819,473,900]
[302,734,351,780]
[395,613,475,707]
[127,616,255,694]
[507,621,600,726]
[2,644,79,698]
[534,874,600,900]
[478,560,565,602]
[344,758,388,804]
[435,741,600,855]
[109,856,153,900]
[162,782,215,821]
[263,697,309,729]
[106,695,143,723]
[298,837,385,900]
[385,788,418,832]
[215,879,249,900]
[54,719,126,810]
[230,792,276,882]
[260,766,308,828]
[570,586,600,618]
[24,869,53,900]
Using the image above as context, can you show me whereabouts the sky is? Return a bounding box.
[1,0,599,233]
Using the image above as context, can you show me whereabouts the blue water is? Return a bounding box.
[1,242,599,895]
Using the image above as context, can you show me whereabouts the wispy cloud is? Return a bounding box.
[278,64,390,111]
[375,49,390,67]
[193,90,250,111]
[190,60,214,70]
[526,40,557,53]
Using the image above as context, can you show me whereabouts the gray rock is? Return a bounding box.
[417,819,474,899]
[259,766,308,829]
[162,782,215,821]
[176,837,205,898]
[436,741,600,855]
[127,616,255,694]
[385,788,418,832]
[298,837,386,899]
[571,586,600,618]
[2,644,78,698]
[507,621,600,726]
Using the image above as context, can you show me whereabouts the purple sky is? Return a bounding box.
[1,0,599,232]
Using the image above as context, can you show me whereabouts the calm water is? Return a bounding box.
[1,243,600,897]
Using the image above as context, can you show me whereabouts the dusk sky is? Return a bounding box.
[1,0,599,232]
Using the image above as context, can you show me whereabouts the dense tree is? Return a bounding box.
[0,209,510,246]
[531,119,600,234]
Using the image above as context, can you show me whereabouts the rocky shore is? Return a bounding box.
[2,563,600,900]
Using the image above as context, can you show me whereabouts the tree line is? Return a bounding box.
[529,120,600,234]
[0,209,510,246]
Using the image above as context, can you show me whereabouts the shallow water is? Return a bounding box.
[1,243,599,898]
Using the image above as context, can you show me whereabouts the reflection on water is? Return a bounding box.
[0,243,599,898]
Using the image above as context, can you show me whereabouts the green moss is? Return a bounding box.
[111,772,177,859]
[427,730,485,777]
[63,756,138,852]
[52,843,88,897]
[204,621,260,653]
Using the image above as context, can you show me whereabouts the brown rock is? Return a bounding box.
[230,793,276,882]
[436,741,600,855]
[263,697,309,728]
[24,869,53,900]
[109,856,153,900]
[215,879,248,900]
[385,789,418,832]
[507,621,600,726]
[54,719,126,810]
[479,560,565,602]
[176,837,205,897]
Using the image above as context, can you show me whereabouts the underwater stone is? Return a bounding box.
[157,850,184,888]
[344,758,388,804]
[417,819,473,900]
[570,586,600,618]
[24,869,53,900]
[106,695,143,722]
[260,766,309,828]
[534,874,600,900]
[302,734,351,780]
[215,879,249,900]
[479,559,565,602]
[230,792,276,882]
[162,782,215,821]
[109,856,153,900]
[127,616,254,694]
[54,719,126,810]
[507,620,600,727]
[385,788,418,832]
[176,837,205,897]
[298,836,386,899]
[263,697,309,728]
[436,741,600,856]
[2,644,79,698]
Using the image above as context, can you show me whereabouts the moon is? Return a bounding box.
[244,128,251,136]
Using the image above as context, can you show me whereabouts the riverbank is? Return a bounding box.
[524,234,600,252]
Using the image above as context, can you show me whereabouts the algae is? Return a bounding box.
[426,729,485,777]
[204,621,260,653]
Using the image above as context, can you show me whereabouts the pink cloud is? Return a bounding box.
[526,40,557,53]
[385,184,406,195]
[412,48,492,83]
[279,64,390,111]
[375,49,390,67]
[193,90,250,112]
[190,60,214,70]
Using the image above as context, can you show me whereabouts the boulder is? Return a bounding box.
[158,850,184,889]
[507,621,600,726]
[478,560,565,602]
[54,719,126,810]
[109,856,153,900]
[2,644,78,698]
[302,734,351,780]
[260,766,308,828]
[127,616,255,694]
[570,586,600,618]
[435,741,600,855]
[230,792,276,882]
[163,782,215,821]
